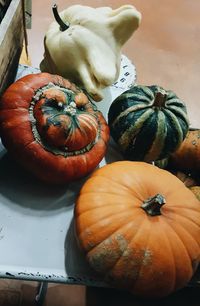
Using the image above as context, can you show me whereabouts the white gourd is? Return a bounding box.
[40,4,141,101]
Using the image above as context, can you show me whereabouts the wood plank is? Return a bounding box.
[0,0,24,96]
[0,0,11,23]
[24,0,31,29]
[0,1,10,6]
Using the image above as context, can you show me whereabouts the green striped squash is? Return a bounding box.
[108,85,189,162]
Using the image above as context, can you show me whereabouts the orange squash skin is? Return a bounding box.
[189,186,200,201]
[0,73,110,184]
[169,130,200,173]
[172,171,198,188]
[75,161,200,298]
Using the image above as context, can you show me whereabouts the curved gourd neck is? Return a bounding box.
[52,4,70,31]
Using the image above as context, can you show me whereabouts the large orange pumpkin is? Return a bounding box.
[75,161,200,298]
[0,73,109,184]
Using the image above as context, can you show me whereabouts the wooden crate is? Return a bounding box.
[0,0,25,97]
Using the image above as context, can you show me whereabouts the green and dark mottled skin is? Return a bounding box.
[108,85,189,162]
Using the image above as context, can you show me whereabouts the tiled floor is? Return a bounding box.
[0,279,200,306]
[1,0,200,305]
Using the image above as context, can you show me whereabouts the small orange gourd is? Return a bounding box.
[169,129,200,173]
[172,171,198,188]
[75,161,200,298]
[189,186,200,201]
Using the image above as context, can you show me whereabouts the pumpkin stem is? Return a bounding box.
[52,4,70,31]
[141,194,166,216]
[153,90,167,108]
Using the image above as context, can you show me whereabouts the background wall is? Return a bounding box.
[27,0,200,128]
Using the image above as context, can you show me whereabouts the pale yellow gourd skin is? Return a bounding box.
[40,4,141,101]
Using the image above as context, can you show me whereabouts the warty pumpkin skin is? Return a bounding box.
[169,129,200,173]
[75,161,200,298]
[108,85,189,162]
[0,73,110,184]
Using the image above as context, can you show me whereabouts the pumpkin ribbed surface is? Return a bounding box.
[75,161,200,298]
[108,85,189,162]
[0,73,110,184]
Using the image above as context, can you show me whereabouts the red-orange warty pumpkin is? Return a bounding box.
[75,161,200,298]
[0,73,109,184]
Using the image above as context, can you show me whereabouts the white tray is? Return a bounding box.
[1,57,200,288]
[0,55,136,285]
